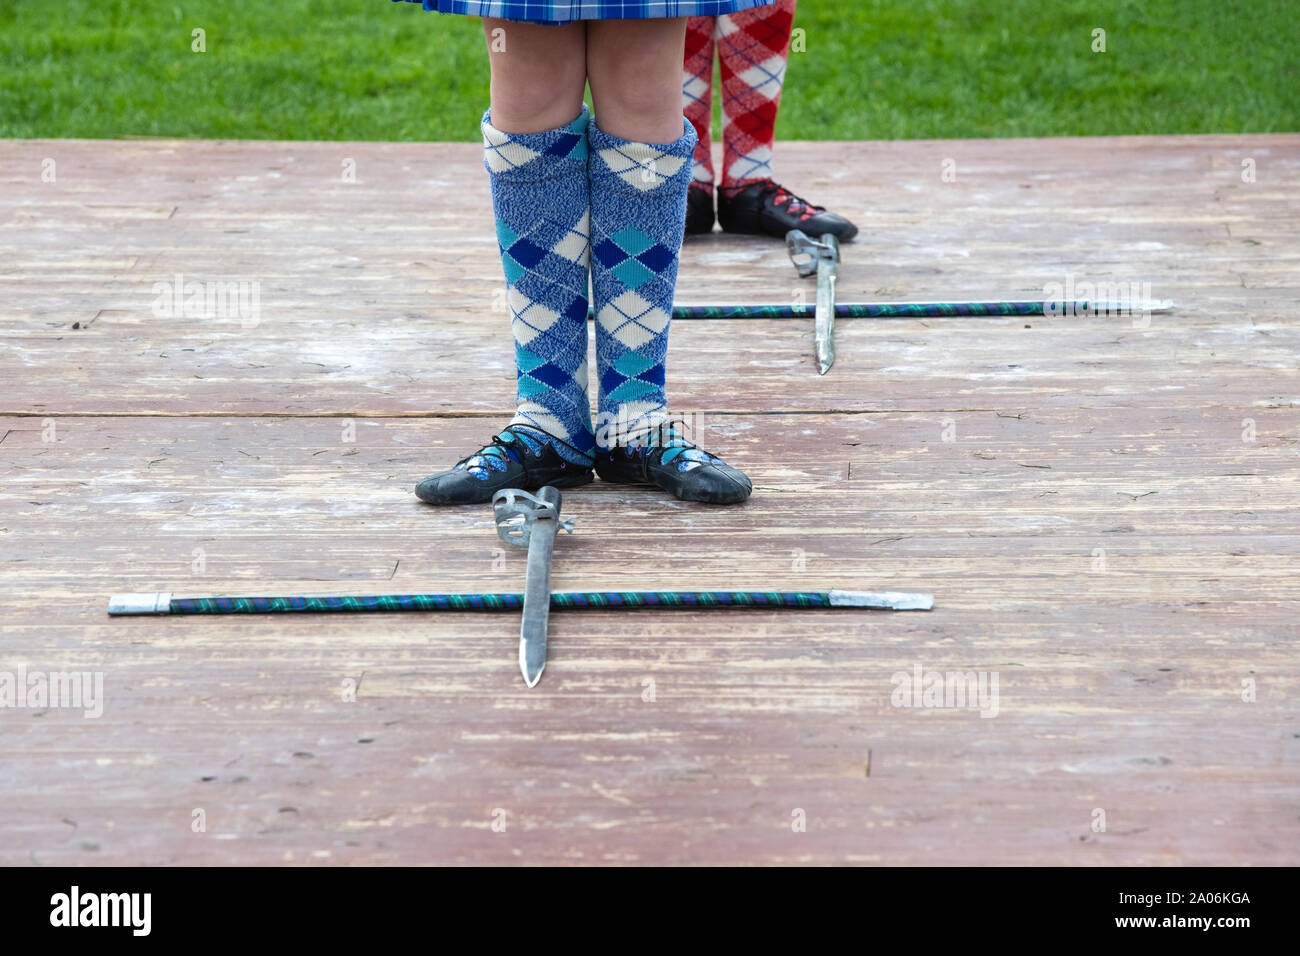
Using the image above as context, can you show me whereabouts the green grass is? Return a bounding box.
[0,0,1294,141]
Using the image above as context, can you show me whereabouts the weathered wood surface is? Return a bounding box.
[1,135,1297,865]
[3,136,1297,415]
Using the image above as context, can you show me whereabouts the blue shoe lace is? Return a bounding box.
[456,429,543,480]
[626,421,723,473]
[456,428,594,480]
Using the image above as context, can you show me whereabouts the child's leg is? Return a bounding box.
[712,1,858,242]
[716,0,798,189]
[584,19,751,505]
[682,16,720,234]
[586,17,693,445]
[682,16,717,190]
[415,19,595,506]
[482,18,594,463]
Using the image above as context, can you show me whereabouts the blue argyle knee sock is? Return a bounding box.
[588,117,697,448]
[483,105,595,465]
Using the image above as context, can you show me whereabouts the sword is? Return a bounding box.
[786,228,840,374]
[492,486,573,688]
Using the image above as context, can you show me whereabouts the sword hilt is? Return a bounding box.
[492,486,574,549]
[786,228,840,277]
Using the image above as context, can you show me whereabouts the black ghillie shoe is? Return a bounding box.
[717,178,858,242]
[684,183,716,235]
[415,428,593,506]
[594,423,751,505]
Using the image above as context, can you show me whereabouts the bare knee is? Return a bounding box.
[490,78,585,133]
[586,20,688,143]
[483,19,586,133]
[589,85,684,144]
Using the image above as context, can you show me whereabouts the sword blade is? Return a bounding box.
[815,259,837,375]
[519,486,562,687]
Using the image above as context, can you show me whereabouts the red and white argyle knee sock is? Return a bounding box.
[716,0,798,191]
[683,16,716,190]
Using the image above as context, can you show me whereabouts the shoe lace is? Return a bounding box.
[627,420,721,470]
[758,180,824,222]
[457,427,594,478]
[455,430,537,478]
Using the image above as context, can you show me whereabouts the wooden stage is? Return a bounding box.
[2,134,1297,865]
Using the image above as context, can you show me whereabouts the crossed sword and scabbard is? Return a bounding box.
[491,486,931,688]
[498,233,881,686]
[109,483,933,688]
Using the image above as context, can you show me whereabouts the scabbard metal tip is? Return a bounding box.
[828,589,934,610]
[107,592,172,615]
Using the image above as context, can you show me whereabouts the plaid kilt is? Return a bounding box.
[391,0,775,23]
